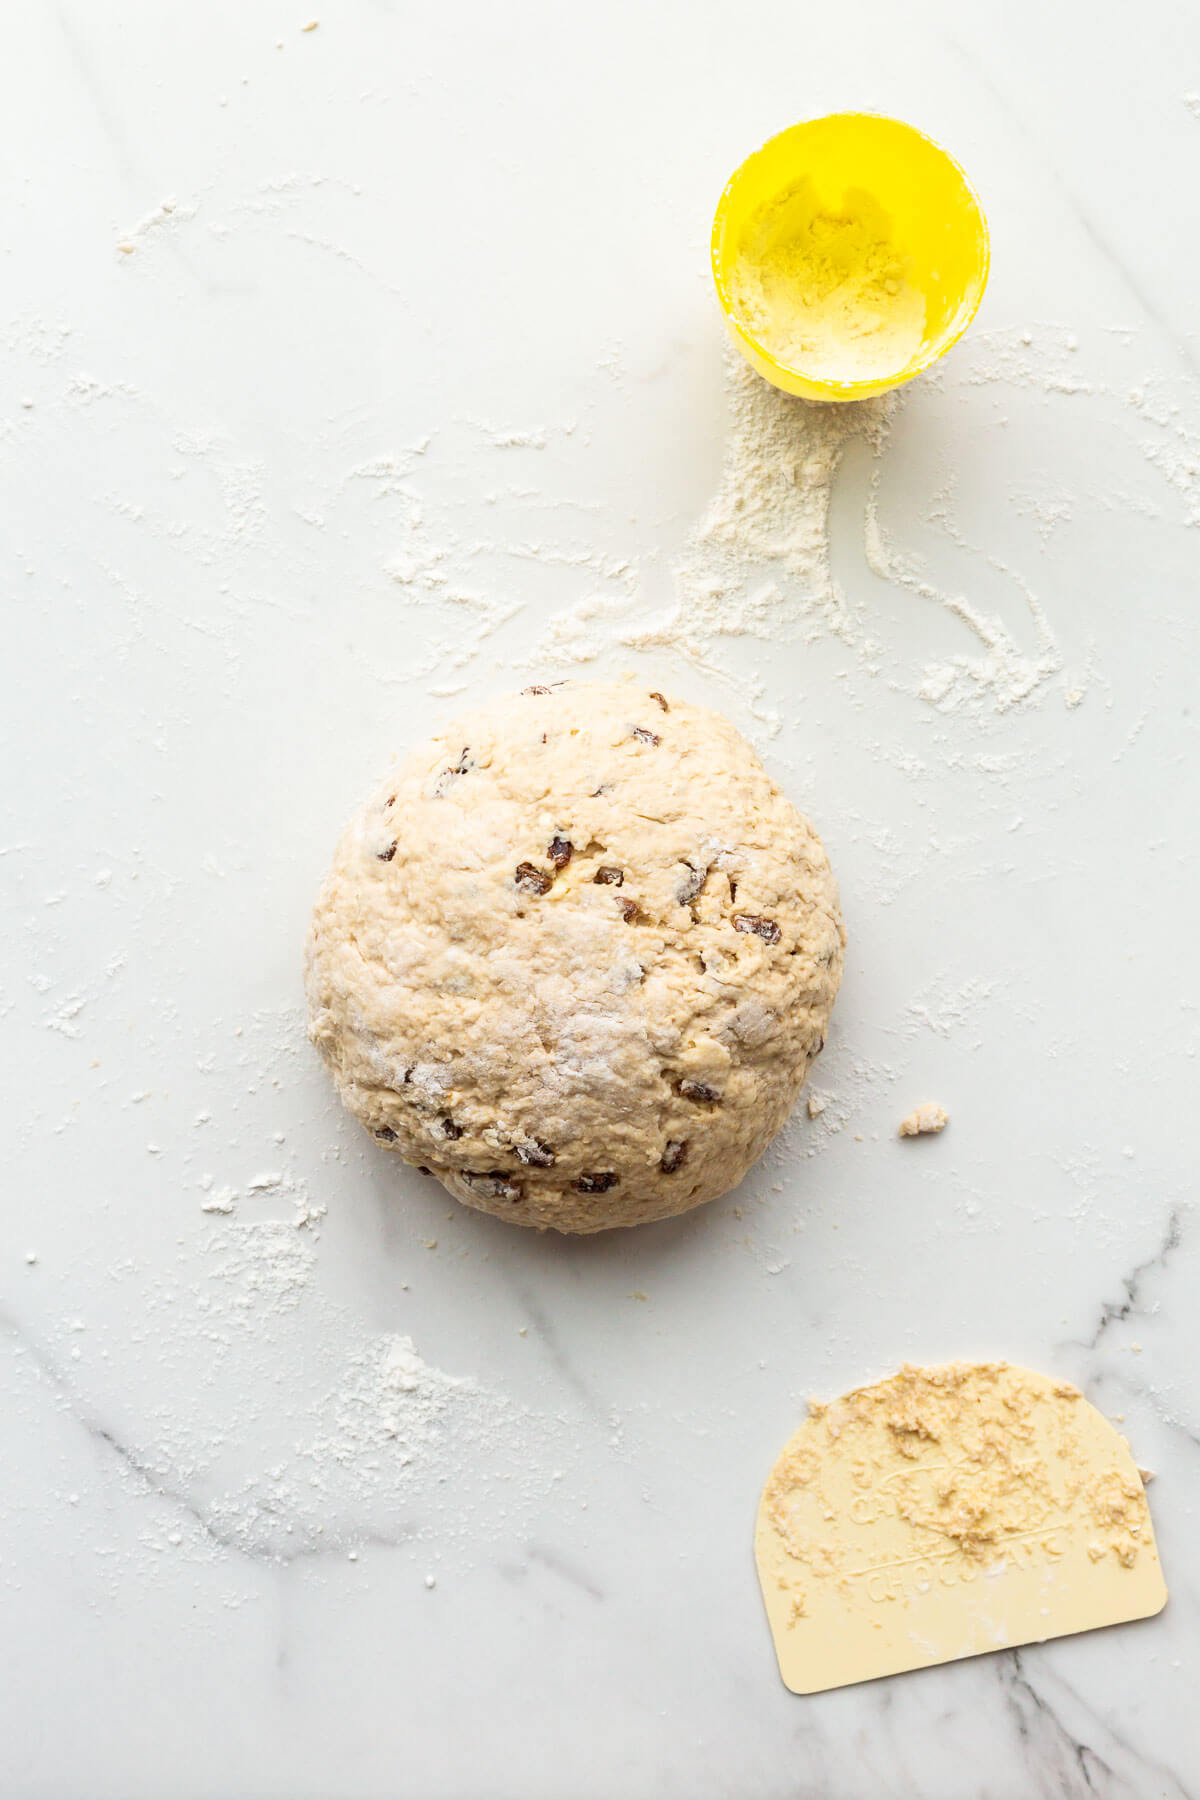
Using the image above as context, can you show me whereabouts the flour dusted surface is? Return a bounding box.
[307,681,844,1231]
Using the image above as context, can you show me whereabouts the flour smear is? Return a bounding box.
[28,1192,572,1579]
[531,355,1074,724]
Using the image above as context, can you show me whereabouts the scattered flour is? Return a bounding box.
[3,991,572,1583]
[693,355,896,593]
[530,355,897,724]
[13,1186,572,1578]
[62,200,1200,736]
[969,327,1200,529]
[1129,382,1200,527]
[11,187,1200,1635]
[906,974,996,1037]
[203,1218,317,1315]
[200,1324,538,1562]
[866,517,1065,714]
[200,1185,237,1215]
[116,195,198,256]
[94,177,1200,734]
[776,1049,902,1161]
[528,352,1078,722]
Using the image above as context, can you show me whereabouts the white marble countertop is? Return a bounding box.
[4,4,1200,1796]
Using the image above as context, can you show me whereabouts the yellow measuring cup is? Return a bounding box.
[712,113,989,402]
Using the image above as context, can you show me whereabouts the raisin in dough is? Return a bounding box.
[306,681,844,1232]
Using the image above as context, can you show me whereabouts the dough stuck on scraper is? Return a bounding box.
[756,1361,1167,1696]
[306,680,844,1232]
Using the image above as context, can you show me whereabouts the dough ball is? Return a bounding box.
[306,681,844,1232]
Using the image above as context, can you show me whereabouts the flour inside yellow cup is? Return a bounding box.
[728,180,926,384]
[713,114,989,402]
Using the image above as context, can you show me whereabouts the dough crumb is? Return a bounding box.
[899,1102,948,1138]
[806,1092,828,1119]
